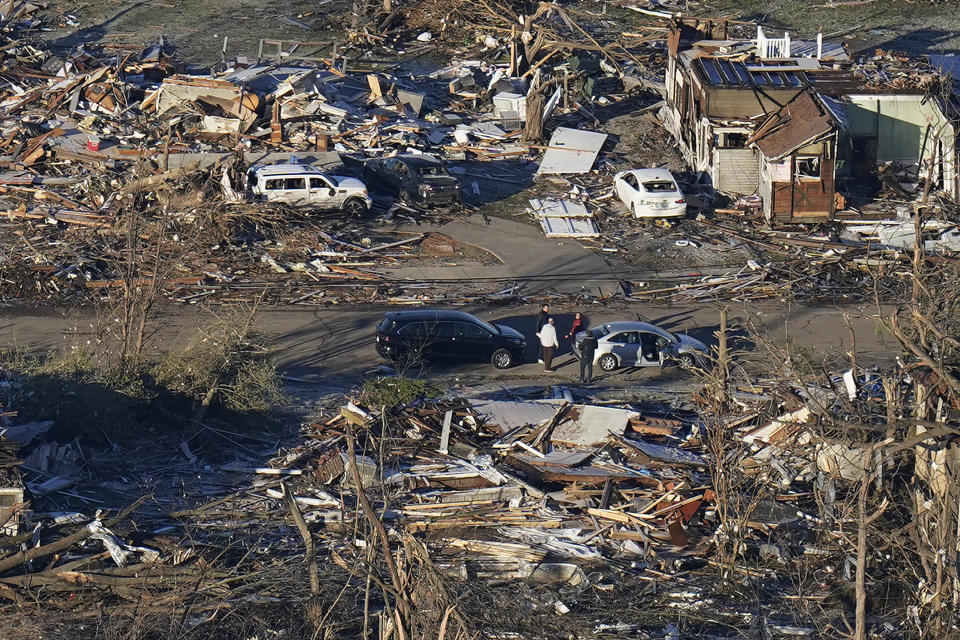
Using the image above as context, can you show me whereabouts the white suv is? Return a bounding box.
[248,161,373,215]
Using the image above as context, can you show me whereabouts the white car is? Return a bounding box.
[248,161,373,215]
[614,168,687,218]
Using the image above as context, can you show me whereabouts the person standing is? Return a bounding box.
[540,317,559,372]
[579,330,598,384]
[565,312,584,347]
[535,303,549,363]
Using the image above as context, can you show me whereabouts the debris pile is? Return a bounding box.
[0,0,666,307]
[2,340,960,637]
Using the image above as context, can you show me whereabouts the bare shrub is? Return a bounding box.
[153,301,285,419]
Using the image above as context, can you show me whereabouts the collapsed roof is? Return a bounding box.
[749,91,838,160]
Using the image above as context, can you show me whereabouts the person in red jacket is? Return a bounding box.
[565,312,584,347]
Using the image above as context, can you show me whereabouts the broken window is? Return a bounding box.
[265,179,283,190]
[794,156,821,180]
[310,177,331,189]
[722,132,747,148]
[643,180,678,193]
[419,165,447,177]
[621,173,639,189]
[284,177,306,190]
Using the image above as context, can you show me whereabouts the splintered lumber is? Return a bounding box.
[121,160,202,195]
[628,416,680,436]
[508,454,656,485]
[84,276,203,289]
[17,128,65,165]
[433,486,523,504]
[4,207,112,227]
[441,539,545,562]
[586,507,655,528]
[221,464,303,475]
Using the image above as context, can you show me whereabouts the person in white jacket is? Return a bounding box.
[539,317,559,372]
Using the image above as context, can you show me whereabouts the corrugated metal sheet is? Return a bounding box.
[529,199,599,238]
[714,148,759,194]
[537,216,599,238]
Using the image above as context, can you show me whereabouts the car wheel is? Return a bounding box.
[678,353,697,369]
[344,198,368,216]
[631,202,639,218]
[598,354,618,371]
[491,348,513,369]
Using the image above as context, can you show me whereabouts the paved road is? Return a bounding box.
[0,213,900,389]
[385,215,617,296]
[0,299,897,390]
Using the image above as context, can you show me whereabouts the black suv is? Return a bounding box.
[361,155,461,206]
[375,310,526,369]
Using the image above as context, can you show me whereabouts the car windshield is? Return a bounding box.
[377,317,396,333]
[476,318,500,334]
[643,180,677,193]
[658,327,679,342]
[590,325,611,338]
[325,175,339,186]
[418,165,447,177]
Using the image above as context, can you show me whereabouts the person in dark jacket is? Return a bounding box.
[565,312,584,347]
[579,331,598,384]
[535,303,549,363]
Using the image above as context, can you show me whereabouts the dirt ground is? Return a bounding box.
[38,0,351,64]
[38,0,960,66]
[641,0,960,56]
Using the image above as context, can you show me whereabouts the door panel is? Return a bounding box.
[639,332,664,366]
[454,321,492,360]
[283,177,307,205]
[615,177,628,203]
[617,176,638,208]
[608,332,641,366]
[309,177,337,208]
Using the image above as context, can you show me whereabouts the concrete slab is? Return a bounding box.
[551,405,638,446]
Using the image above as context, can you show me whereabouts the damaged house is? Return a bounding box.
[662,20,958,222]
[748,91,840,222]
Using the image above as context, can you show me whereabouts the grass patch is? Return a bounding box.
[0,309,286,445]
[361,377,442,407]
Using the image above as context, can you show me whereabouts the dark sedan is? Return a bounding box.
[361,155,461,206]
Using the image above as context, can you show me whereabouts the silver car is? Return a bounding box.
[573,321,708,371]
